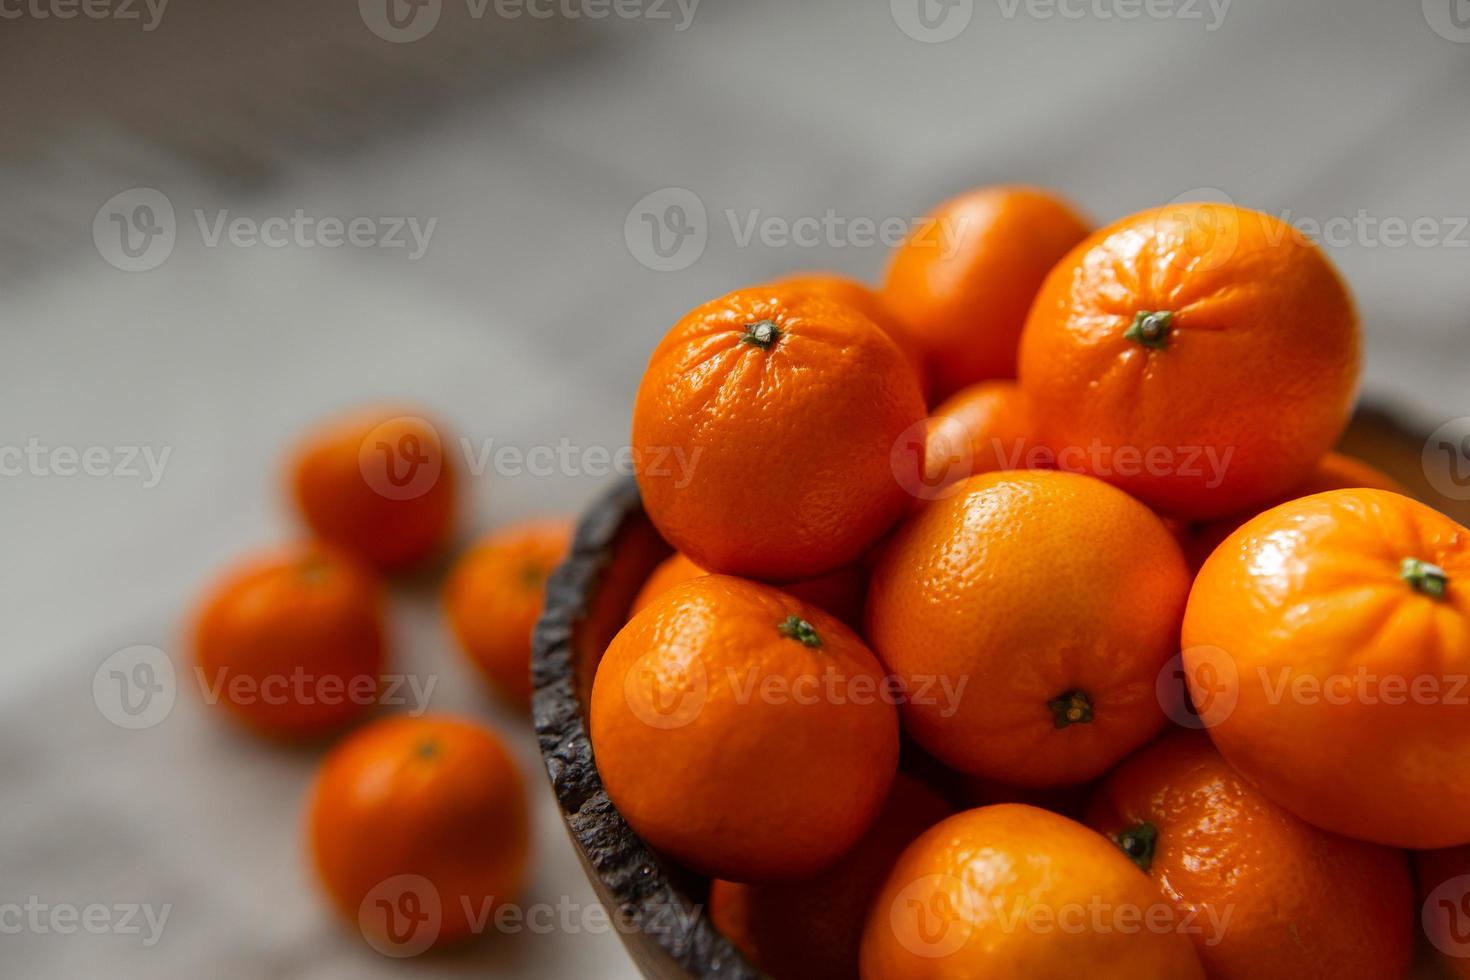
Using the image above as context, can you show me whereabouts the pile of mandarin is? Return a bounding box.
[588,187,1470,979]
[189,407,570,951]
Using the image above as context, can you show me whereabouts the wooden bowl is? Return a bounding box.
[531,478,760,979]
[530,405,1468,980]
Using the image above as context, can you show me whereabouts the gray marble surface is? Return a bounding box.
[1,1,1465,976]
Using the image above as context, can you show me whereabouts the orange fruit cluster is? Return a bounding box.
[596,185,1469,978]
[185,404,573,954]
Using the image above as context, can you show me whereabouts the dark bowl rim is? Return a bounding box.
[530,475,763,979]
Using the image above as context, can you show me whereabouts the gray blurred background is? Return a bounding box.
[2,0,1468,976]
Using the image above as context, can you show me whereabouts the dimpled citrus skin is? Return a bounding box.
[859,804,1206,980]
[289,407,457,572]
[632,285,926,583]
[307,715,529,948]
[628,552,709,613]
[774,272,928,396]
[630,551,868,629]
[883,186,1091,401]
[1183,488,1470,848]
[443,518,571,707]
[1084,732,1414,980]
[590,575,899,882]
[1185,451,1406,569]
[865,469,1190,786]
[1018,202,1361,520]
[709,774,953,980]
[924,380,1042,490]
[192,544,386,739]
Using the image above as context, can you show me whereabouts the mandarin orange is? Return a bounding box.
[632,285,925,581]
[590,575,898,881]
[859,804,1205,979]
[883,186,1090,400]
[1085,731,1414,980]
[444,518,571,707]
[1183,488,1470,847]
[307,715,529,952]
[630,551,867,628]
[866,470,1189,786]
[289,407,457,571]
[1019,202,1360,519]
[192,543,385,739]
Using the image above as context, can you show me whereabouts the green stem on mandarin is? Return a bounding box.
[1047,690,1093,729]
[1114,822,1159,872]
[1124,311,1173,350]
[777,615,822,649]
[1401,558,1449,598]
[741,319,781,349]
